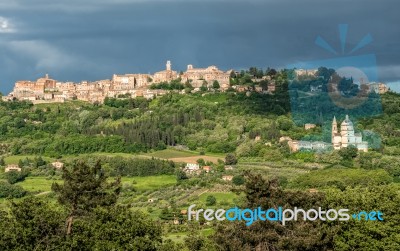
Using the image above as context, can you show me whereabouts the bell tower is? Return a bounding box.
[332,116,337,142]
[166,60,171,71]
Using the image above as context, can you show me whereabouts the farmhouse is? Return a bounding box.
[51,161,64,169]
[224,165,234,170]
[304,124,316,130]
[5,164,21,172]
[202,166,212,173]
[222,175,233,181]
[184,163,200,174]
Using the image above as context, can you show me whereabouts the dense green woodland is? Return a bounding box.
[0,89,291,156]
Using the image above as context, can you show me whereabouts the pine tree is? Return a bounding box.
[51,160,121,235]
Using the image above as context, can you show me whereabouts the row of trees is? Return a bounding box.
[104,96,150,109]
[104,156,176,176]
[11,135,147,156]
[150,79,186,90]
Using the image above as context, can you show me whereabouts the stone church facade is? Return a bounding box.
[286,115,368,152]
[331,115,368,152]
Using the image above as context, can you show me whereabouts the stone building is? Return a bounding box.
[112,74,150,90]
[180,64,231,89]
[222,175,233,181]
[184,163,200,174]
[152,60,179,83]
[5,164,21,172]
[289,140,331,152]
[285,115,368,152]
[365,82,389,94]
[51,161,64,169]
[304,124,316,130]
[294,69,318,78]
[332,115,368,152]
[12,74,56,100]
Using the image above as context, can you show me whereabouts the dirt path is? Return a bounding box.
[35,191,51,196]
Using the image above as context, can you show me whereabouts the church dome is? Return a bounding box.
[340,115,354,131]
[341,115,353,125]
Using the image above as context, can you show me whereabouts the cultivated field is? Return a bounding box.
[169,156,223,164]
[143,148,224,163]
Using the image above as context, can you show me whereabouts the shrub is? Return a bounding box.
[232,175,245,186]
[5,170,29,184]
[206,195,216,206]
[0,181,27,198]
[225,153,237,165]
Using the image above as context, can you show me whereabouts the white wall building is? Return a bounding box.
[332,115,368,152]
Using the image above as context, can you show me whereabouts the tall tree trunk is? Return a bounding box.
[66,215,74,235]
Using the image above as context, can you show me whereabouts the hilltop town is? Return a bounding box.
[3,62,389,104]
[4,61,255,104]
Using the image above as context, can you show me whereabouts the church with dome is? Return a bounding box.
[282,115,369,152]
[331,115,368,152]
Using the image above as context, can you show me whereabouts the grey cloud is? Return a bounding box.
[0,0,399,93]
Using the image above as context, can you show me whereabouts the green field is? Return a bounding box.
[19,176,61,193]
[34,100,89,110]
[4,155,55,165]
[4,148,225,167]
[198,192,238,205]
[77,148,224,160]
[144,149,198,159]
[61,152,152,161]
[4,148,215,164]
[121,175,177,191]
[183,150,226,158]
[16,175,177,194]
[164,228,215,243]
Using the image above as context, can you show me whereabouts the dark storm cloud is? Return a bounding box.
[0,0,399,93]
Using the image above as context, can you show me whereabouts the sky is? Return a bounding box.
[0,0,399,94]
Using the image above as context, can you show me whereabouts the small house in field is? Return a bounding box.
[186,163,199,170]
[279,136,293,143]
[222,175,233,181]
[5,164,21,172]
[254,86,263,93]
[173,216,184,225]
[224,165,234,171]
[236,85,248,93]
[184,163,200,174]
[305,124,316,130]
[51,161,64,169]
[309,188,318,193]
[202,166,212,173]
[268,83,276,93]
